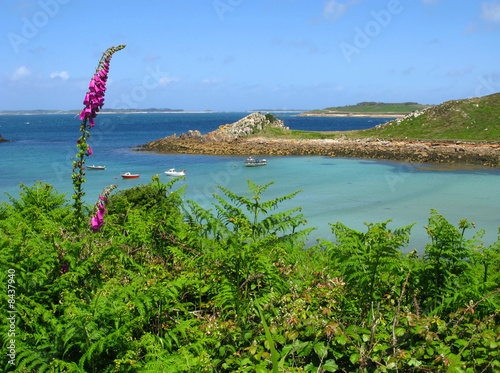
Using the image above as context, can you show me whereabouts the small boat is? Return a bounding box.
[164,168,186,177]
[87,165,106,170]
[121,172,139,179]
[244,157,267,167]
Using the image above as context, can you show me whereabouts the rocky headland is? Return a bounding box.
[136,112,500,167]
[0,133,9,143]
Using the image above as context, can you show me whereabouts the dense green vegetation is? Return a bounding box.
[1,178,499,372]
[304,102,430,116]
[252,94,500,143]
[360,93,500,141]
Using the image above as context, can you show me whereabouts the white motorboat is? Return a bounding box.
[87,165,106,170]
[244,157,267,167]
[165,168,186,177]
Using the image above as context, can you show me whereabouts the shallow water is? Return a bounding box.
[1,113,498,252]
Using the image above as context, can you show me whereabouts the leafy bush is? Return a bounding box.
[1,180,499,372]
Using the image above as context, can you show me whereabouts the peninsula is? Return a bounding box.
[299,102,431,118]
[137,94,500,167]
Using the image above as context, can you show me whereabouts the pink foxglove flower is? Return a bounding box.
[72,45,124,231]
[90,184,117,233]
[91,216,100,232]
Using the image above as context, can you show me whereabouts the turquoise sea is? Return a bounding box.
[0,112,499,252]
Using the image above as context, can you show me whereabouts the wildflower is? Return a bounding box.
[90,185,117,233]
[72,45,125,231]
[91,216,100,233]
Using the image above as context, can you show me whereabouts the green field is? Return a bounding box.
[304,101,430,116]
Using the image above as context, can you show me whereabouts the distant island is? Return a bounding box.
[0,108,184,115]
[299,102,431,117]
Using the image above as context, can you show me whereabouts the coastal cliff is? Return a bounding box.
[136,113,500,167]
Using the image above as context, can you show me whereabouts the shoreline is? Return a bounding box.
[296,113,405,118]
[136,135,500,168]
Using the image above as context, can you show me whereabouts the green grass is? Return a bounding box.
[252,94,500,143]
[360,93,500,141]
[305,102,430,115]
[249,127,344,140]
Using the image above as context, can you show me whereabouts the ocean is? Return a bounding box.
[0,112,499,252]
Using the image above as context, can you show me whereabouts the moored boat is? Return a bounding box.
[87,165,106,170]
[121,172,139,179]
[164,168,186,177]
[244,157,267,167]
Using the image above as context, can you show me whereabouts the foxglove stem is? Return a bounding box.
[72,45,125,231]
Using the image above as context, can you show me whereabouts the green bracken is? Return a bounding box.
[1,179,499,372]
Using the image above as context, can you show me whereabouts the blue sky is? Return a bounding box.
[1,0,500,111]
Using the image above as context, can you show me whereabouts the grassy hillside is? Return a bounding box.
[304,102,430,116]
[359,93,500,141]
[252,94,500,143]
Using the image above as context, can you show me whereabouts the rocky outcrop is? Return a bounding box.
[211,112,288,138]
[0,133,9,142]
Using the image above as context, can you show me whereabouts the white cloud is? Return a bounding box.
[322,0,359,22]
[481,1,500,23]
[323,1,348,21]
[202,78,220,84]
[158,76,179,86]
[10,66,31,81]
[50,71,69,80]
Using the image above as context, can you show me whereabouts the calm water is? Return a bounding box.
[0,113,499,252]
